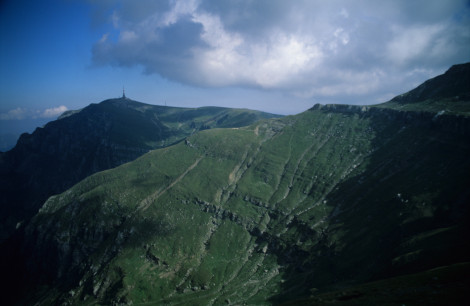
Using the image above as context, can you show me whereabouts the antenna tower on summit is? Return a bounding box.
[122,86,126,98]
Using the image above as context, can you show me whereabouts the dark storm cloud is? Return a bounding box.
[198,0,298,37]
[88,0,470,104]
[93,14,208,84]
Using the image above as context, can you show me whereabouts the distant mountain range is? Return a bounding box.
[0,100,280,242]
[1,63,469,305]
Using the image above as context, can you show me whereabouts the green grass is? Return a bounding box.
[0,98,282,244]
[19,103,470,305]
[286,262,470,306]
[374,99,470,116]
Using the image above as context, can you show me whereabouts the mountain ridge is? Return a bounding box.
[2,64,470,305]
[19,105,468,304]
[0,99,281,242]
[377,62,470,115]
[390,62,470,104]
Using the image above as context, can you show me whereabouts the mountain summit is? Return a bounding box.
[0,100,280,242]
[390,62,470,104]
[380,62,470,115]
[2,64,470,305]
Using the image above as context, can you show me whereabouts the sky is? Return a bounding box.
[1,0,470,149]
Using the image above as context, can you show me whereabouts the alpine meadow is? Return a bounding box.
[1,63,469,305]
[2,1,470,304]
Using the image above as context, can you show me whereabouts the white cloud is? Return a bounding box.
[119,30,138,43]
[334,28,349,45]
[387,24,445,65]
[163,0,199,26]
[41,106,68,118]
[0,108,29,120]
[0,106,68,120]
[89,0,470,104]
[192,11,323,88]
[98,33,108,43]
[111,10,120,28]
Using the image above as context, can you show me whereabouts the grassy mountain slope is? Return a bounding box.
[285,262,470,305]
[10,100,470,304]
[0,98,279,242]
[376,62,470,116]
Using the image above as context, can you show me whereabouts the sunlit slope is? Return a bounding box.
[22,105,470,304]
[0,98,280,242]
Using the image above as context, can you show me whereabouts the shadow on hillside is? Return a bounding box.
[0,201,176,305]
[270,108,470,303]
